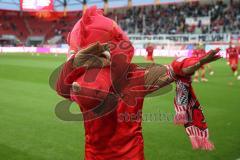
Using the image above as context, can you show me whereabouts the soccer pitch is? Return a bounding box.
[0,53,239,160]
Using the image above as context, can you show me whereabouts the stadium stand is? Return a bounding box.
[110,0,240,35]
[0,0,239,46]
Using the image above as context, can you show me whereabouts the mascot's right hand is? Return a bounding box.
[72,42,110,69]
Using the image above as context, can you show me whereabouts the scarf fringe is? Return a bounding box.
[186,126,214,150]
[189,136,214,150]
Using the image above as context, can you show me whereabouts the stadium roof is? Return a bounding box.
[0,0,161,11]
[0,0,205,11]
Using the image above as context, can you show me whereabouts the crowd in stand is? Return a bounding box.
[0,0,239,45]
[108,1,240,35]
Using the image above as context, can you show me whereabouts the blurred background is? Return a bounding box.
[0,1,240,160]
[0,0,239,55]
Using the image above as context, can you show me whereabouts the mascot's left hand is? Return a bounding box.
[171,48,221,77]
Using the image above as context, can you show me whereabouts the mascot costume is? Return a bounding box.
[54,6,221,160]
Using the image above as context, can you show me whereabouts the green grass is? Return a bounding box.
[0,53,239,160]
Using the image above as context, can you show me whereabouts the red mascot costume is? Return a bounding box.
[54,6,221,160]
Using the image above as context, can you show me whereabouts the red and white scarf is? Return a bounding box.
[174,78,214,150]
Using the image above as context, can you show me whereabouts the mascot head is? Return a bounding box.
[67,6,134,62]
